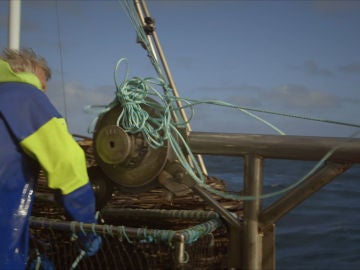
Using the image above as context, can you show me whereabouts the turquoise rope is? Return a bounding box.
[85,1,360,201]
[70,250,86,270]
[85,58,360,201]
[119,225,133,243]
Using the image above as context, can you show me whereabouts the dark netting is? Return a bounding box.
[29,138,242,269]
[28,225,173,270]
[29,208,229,269]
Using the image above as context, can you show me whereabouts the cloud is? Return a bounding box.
[189,82,359,136]
[304,60,334,77]
[264,84,339,110]
[291,60,334,77]
[292,60,360,77]
[47,80,115,134]
[338,63,360,74]
[193,83,340,114]
[224,96,263,107]
[197,84,264,95]
[312,0,360,14]
[46,79,357,136]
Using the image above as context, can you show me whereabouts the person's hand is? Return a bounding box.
[78,232,102,256]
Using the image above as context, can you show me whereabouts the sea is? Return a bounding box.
[202,155,360,270]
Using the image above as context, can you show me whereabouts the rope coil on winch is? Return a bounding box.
[85,0,360,202]
[85,57,360,202]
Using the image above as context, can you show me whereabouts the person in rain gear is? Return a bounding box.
[0,48,101,269]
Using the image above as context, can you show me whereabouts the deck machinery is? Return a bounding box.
[29,1,360,269]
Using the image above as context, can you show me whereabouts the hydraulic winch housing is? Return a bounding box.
[92,101,170,193]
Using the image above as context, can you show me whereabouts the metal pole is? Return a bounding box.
[260,162,351,227]
[174,234,186,269]
[8,0,21,50]
[243,155,263,270]
[187,131,360,163]
[136,0,208,175]
[191,183,242,268]
[133,0,158,62]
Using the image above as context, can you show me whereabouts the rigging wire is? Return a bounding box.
[86,58,360,201]
[55,0,68,120]
[85,0,360,201]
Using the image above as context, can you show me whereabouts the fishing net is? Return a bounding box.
[29,138,243,269]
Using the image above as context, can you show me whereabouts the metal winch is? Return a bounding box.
[92,101,170,193]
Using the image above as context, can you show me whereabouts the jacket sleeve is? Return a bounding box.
[2,83,96,223]
[20,118,97,223]
[20,117,89,195]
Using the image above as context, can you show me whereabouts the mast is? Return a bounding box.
[134,0,208,175]
[8,0,21,50]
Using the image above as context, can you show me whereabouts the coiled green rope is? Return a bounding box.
[85,58,360,202]
[85,0,360,202]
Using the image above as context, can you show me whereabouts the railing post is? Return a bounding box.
[243,155,263,270]
[174,234,186,270]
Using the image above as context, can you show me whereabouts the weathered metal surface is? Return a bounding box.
[262,224,275,270]
[186,132,360,270]
[36,132,360,270]
[243,155,263,270]
[188,132,360,162]
[259,162,351,227]
[95,125,132,164]
[31,199,230,269]
[93,103,169,191]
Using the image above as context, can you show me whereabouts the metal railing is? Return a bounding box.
[187,131,360,270]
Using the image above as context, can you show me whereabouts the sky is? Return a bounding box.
[0,0,360,138]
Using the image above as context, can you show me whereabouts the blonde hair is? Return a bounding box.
[0,48,51,80]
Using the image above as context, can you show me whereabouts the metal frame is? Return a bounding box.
[129,2,360,268]
[8,0,21,49]
[30,208,222,268]
[187,131,360,269]
[133,0,208,176]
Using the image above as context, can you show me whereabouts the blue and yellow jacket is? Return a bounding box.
[0,59,96,268]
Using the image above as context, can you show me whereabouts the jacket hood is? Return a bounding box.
[0,59,42,90]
